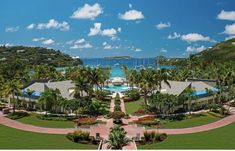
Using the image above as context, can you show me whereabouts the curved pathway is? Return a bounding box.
[0,108,235,135]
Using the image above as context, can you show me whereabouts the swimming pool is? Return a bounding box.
[103,85,131,92]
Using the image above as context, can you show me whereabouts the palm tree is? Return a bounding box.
[38,89,54,115]
[4,80,22,113]
[26,89,35,109]
[106,126,131,150]
[122,65,129,86]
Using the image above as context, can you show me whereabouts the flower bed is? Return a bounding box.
[132,109,146,116]
[76,118,97,126]
[135,115,159,127]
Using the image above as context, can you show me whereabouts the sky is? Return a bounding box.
[1,0,235,58]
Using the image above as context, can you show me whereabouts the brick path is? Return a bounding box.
[1,99,235,150]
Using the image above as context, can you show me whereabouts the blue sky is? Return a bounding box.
[1,0,235,58]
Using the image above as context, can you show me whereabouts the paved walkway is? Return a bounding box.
[1,100,235,150]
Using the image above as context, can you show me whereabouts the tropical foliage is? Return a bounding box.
[106,126,131,149]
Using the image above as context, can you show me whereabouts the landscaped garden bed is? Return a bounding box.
[136,131,167,146]
[7,111,29,120]
[132,112,222,129]
[66,130,97,145]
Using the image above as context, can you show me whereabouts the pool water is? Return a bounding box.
[104,85,131,92]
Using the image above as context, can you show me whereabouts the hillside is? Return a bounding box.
[198,38,235,63]
[0,46,82,67]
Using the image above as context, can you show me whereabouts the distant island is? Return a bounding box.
[104,56,131,59]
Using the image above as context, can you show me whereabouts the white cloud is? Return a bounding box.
[168,32,181,39]
[32,37,55,45]
[5,26,19,32]
[70,3,102,20]
[134,48,142,52]
[68,38,92,49]
[160,48,167,53]
[217,10,235,21]
[181,33,211,42]
[27,24,35,30]
[32,37,45,42]
[224,23,235,35]
[186,45,206,53]
[104,44,113,50]
[156,22,171,30]
[102,28,118,37]
[119,9,144,21]
[225,35,235,41]
[88,23,121,37]
[75,38,85,44]
[129,4,133,9]
[88,23,102,36]
[28,19,70,31]
[42,39,55,45]
[70,43,92,49]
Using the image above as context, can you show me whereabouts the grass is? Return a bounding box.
[159,113,221,129]
[0,125,97,149]
[138,122,235,149]
[17,113,75,128]
[125,98,144,114]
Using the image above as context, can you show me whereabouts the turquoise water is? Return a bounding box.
[82,58,174,78]
[103,85,131,92]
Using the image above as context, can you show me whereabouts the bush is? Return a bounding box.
[124,90,140,101]
[7,111,29,120]
[66,130,90,143]
[109,111,125,119]
[114,105,121,112]
[37,114,76,121]
[158,133,167,141]
[143,131,167,143]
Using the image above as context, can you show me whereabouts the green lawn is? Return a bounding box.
[139,122,235,149]
[0,125,97,149]
[17,114,75,128]
[125,98,144,114]
[159,113,221,129]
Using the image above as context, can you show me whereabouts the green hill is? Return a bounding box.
[198,38,235,63]
[0,46,82,67]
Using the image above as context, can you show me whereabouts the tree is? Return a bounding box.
[4,80,22,113]
[26,89,35,109]
[106,126,131,149]
[38,89,54,115]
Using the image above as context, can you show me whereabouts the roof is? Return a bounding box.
[154,81,191,96]
[191,81,214,91]
[23,80,88,100]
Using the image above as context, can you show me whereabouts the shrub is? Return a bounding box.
[143,131,167,143]
[109,111,125,119]
[7,111,29,120]
[144,131,152,142]
[37,114,76,121]
[158,133,167,141]
[66,130,90,143]
[114,105,121,112]
[124,90,140,101]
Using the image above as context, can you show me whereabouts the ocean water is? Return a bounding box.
[82,58,173,78]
